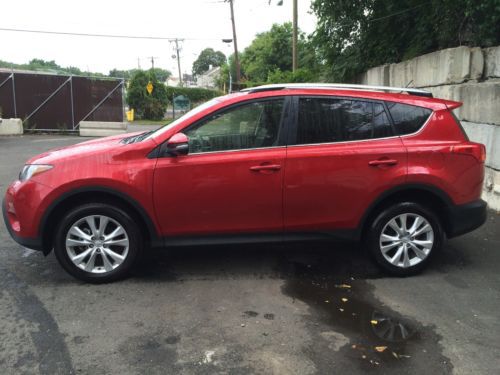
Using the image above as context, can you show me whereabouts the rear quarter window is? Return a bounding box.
[386,102,432,135]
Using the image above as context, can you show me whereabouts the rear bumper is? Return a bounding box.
[2,198,43,251]
[446,199,487,238]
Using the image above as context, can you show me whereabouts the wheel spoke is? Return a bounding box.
[408,242,428,259]
[381,233,399,242]
[101,253,114,272]
[381,241,401,254]
[70,248,93,264]
[408,216,423,235]
[66,238,92,247]
[399,214,408,232]
[388,219,404,236]
[69,226,91,241]
[85,217,99,237]
[412,239,433,249]
[105,226,125,241]
[413,224,431,237]
[390,245,404,265]
[104,238,129,246]
[84,251,98,271]
[402,245,411,268]
[98,216,109,237]
[103,248,125,262]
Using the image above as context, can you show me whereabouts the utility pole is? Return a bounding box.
[172,39,183,86]
[228,0,241,88]
[292,0,298,72]
[148,56,159,70]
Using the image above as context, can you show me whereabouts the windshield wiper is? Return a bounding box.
[121,131,153,144]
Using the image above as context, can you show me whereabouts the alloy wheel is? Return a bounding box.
[65,215,129,274]
[379,213,434,268]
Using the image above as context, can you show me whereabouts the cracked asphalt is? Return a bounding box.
[1,134,499,374]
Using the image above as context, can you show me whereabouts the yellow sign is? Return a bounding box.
[146,82,153,94]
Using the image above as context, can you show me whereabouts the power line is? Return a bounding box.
[333,2,430,29]
[0,27,224,41]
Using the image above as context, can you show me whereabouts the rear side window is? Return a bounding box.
[296,98,393,145]
[386,102,432,135]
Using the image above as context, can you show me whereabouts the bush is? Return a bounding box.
[165,86,223,105]
[126,71,168,120]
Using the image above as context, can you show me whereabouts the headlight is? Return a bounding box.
[19,164,53,182]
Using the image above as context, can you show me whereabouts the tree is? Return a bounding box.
[311,0,500,82]
[192,48,226,76]
[239,23,319,83]
[126,70,168,120]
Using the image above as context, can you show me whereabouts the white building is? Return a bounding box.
[196,66,221,89]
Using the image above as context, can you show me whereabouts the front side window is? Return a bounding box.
[185,99,284,153]
[296,97,393,145]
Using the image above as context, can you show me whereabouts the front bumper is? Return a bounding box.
[446,199,487,238]
[2,197,43,252]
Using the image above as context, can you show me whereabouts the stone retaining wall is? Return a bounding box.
[357,45,500,211]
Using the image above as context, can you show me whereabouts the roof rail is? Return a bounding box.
[240,83,433,98]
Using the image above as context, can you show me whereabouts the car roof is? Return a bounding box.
[234,83,461,110]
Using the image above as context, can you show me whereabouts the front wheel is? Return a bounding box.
[365,202,444,276]
[54,203,142,283]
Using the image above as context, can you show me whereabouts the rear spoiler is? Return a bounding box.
[440,99,462,110]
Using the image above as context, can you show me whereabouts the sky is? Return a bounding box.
[1,0,317,76]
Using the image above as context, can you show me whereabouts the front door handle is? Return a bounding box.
[250,164,282,172]
[368,159,398,167]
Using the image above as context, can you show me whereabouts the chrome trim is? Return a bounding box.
[241,83,433,98]
[186,145,286,156]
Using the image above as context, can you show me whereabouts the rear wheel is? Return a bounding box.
[365,202,444,276]
[54,203,142,283]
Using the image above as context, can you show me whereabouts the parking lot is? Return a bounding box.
[1,134,499,375]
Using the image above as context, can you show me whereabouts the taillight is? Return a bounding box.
[451,143,486,162]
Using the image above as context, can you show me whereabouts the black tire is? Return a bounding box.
[54,203,142,283]
[365,202,444,276]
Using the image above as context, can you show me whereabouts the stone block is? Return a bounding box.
[0,118,23,135]
[79,121,127,137]
[484,46,500,78]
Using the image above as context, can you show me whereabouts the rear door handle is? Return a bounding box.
[250,164,282,172]
[368,159,398,167]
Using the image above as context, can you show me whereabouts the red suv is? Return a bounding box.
[3,84,487,282]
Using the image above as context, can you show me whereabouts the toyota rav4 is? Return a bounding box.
[3,83,487,282]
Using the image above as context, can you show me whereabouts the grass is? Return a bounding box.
[128,119,174,126]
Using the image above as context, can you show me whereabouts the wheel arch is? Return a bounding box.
[40,187,161,255]
[358,183,454,239]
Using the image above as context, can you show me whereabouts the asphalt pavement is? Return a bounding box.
[1,134,499,375]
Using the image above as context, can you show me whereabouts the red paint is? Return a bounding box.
[3,88,485,246]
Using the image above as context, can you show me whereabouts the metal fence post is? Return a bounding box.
[69,75,75,129]
[11,72,17,118]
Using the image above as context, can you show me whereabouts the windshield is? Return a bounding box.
[147,98,222,139]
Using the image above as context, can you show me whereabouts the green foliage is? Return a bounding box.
[109,68,171,82]
[126,71,169,120]
[311,0,500,82]
[165,86,222,105]
[239,23,319,83]
[0,58,104,76]
[192,48,226,76]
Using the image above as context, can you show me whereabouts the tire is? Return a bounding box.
[54,203,142,283]
[365,202,444,276]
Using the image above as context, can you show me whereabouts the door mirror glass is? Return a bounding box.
[166,132,189,156]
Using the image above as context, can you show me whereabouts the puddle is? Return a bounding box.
[279,251,453,373]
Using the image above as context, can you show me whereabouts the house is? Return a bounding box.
[196,66,221,89]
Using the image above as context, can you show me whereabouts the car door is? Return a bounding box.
[153,97,289,238]
[284,96,407,233]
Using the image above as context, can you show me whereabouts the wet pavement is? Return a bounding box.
[1,135,499,374]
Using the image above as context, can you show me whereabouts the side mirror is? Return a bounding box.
[165,132,189,156]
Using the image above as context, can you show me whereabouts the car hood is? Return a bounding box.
[26,132,144,165]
